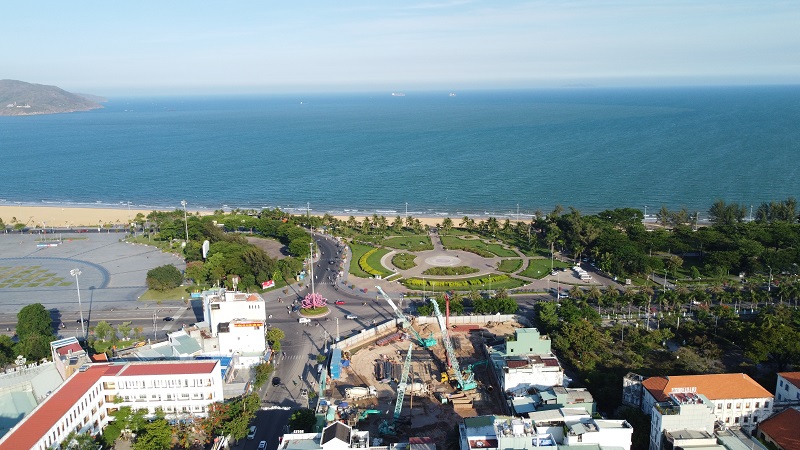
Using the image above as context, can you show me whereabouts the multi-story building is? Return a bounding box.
[775,372,800,405]
[487,328,564,392]
[630,373,773,432]
[0,360,223,450]
[202,288,268,364]
[648,392,716,450]
[562,417,633,450]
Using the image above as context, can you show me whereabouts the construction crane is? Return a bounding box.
[379,343,413,435]
[461,360,488,388]
[376,286,436,348]
[429,298,476,391]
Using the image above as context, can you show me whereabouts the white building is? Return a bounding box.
[638,373,773,432]
[775,372,800,405]
[0,360,223,450]
[202,288,268,364]
[277,421,371,450]
[649,393,716,450]
[563,418,633,450]
[487,328,565,393]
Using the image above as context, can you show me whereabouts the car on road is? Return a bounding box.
[335,300,345,305]
[258,441,267,449]
[345,314,358,319]
[162,316,174,321]
[76,318,88,324]
[271,377,281,386]
[247,426,257,440]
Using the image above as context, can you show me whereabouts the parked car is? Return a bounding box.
[258,441,267,449]
[247,426,257,440]
[271,377,281,386]
[335,300,345,305]
[345,314,358,319]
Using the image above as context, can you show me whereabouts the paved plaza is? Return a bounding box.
[0,232,185,313]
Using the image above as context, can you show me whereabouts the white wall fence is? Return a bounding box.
[335,314,529,350]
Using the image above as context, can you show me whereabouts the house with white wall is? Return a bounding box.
[775,372,800,405]
[635,373,773,432]
[202,288,267,365]
[0,360,223,450]
[487,328,564,393]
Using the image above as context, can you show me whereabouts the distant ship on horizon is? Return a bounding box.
[449,92,456,97]
[391,92,406,97]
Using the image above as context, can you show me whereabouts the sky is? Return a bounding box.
[4,0,800,95]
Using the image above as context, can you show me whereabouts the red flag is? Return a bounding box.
[262,280,275,288]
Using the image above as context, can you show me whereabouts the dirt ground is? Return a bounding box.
[246,236,287,260]
[323,319,524,445]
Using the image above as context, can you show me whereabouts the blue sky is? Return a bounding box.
[5,1,799,94]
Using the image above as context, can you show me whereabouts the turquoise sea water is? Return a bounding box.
[1,86,798,218]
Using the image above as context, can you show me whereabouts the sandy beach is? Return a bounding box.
[0,205,472,229]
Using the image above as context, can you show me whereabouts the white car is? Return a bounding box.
[345,314,358,319]
[247,425,257,440]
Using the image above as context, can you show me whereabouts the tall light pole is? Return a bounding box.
[70,269,85,339]
[309,242,315,296]
[181,200,189,242]
[644,205,647,222]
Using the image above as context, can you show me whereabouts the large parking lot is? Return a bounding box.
[0,232,184,313]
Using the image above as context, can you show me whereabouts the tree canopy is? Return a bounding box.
[145,264,183,291]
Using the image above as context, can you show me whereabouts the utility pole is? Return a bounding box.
[335,317,340,341]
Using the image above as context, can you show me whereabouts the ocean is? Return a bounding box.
[1,85,799,219]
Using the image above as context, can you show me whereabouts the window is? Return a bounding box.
[785,384,789,391]
[744,417,749,423]
[765,402,770,408]
[725,418,730,423]
[755,402,760,408]
[780,380,784,387]
[734,417,740,424]
[717,403,723,410]
[736,403,741,409]
[727,403,732,409]
[745,403,750,409]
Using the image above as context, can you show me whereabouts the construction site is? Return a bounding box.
[314,288,524,445]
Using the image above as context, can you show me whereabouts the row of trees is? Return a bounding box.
[416,289,519,316]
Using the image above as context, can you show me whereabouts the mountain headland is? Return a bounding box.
[0,79,105,116]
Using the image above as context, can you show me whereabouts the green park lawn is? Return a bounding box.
[519,258,571,279]
[440,236,517,257]
[392,253,417,270]
[365,248,393,277]
[497,259,523,273]
[382,235,433,252]
[138,286,190,302]
[350,243,393,278]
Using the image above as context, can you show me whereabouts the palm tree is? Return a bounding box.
[569,285,584,301]
[587,285,602,306]
[441,217,454,236]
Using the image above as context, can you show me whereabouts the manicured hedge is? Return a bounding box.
[403,274,510,288]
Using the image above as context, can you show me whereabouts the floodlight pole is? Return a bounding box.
[181,200,189,242]
[70,269,85,339]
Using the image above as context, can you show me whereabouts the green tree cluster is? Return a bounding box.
[15,303,55,361]
[145,264,183,291]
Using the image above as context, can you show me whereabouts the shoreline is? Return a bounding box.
[0,204,518,229]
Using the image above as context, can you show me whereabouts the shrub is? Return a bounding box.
[358,248,382,277]
[145,264,183,291]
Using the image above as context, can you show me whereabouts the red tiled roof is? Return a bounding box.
[0,364,121,450]
[91,353,109,362]
[56,342,83,356]
[642,373,772,402]
[506,360,529,368]
[778,372,800,388]
[758,408,800,450]
[117,361,217,376]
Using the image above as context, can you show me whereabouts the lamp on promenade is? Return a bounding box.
[70,269,86,340]
[181,200,189,242]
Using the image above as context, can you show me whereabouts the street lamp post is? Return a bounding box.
[309,242,315,296]
[181,200,189,242]
[70,269,86,339]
